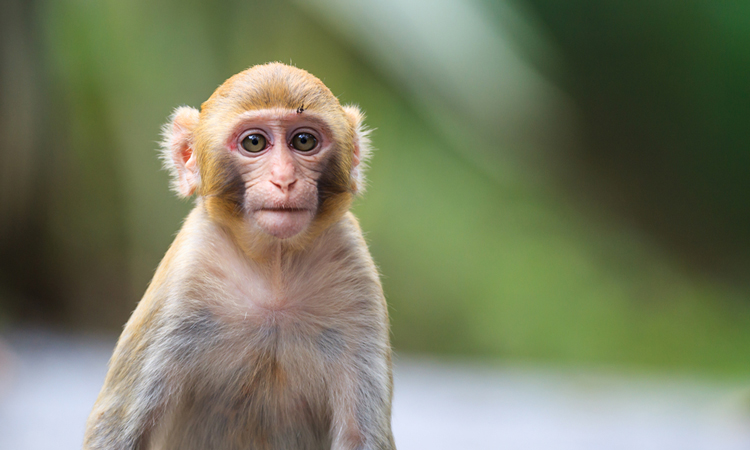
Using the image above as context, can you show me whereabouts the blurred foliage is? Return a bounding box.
[0,0,749,374]
[517,0,750,279]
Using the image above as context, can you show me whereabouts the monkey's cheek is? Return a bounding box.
[254,210,314,239]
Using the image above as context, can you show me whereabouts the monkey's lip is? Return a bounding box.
[255,207,313,239]
[257,207,310,213]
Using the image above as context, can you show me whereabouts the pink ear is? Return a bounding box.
[160,106,200,197]
[343,105,373,194]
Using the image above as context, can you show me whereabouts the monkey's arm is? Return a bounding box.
[330,337,396,450]
[83,298,170,450]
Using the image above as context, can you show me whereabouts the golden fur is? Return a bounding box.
[84,63,394,450]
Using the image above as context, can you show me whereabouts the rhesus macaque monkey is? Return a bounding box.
[84,63,395,450]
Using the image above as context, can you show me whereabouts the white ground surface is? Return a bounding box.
[0,329,749,450]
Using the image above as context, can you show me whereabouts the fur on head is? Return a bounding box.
[160,63,373,252]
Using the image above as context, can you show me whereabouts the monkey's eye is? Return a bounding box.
[291,133,317,152]
[241,134,267,153]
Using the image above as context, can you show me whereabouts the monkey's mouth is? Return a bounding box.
[259,207,309,213]
[254,207,314,239]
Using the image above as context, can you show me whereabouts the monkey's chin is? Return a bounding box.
[254,209,313,240]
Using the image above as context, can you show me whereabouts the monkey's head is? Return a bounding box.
[161,63,371,251]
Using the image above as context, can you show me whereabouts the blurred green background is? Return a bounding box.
[1,0,749,374]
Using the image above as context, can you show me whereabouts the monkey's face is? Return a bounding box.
[226,109,333,240]
[162,63,371,249]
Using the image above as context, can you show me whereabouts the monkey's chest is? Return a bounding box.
[152,318,336,450]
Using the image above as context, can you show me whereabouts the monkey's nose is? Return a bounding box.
[268,148,298,194]
[270,178,297,194]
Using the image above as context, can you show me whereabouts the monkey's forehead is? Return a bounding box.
[197,105,354,155]
[222,108,332,128]
[207,108,335,145]
[202,63,342,115]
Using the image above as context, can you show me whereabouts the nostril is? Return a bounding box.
[270,178,296,192]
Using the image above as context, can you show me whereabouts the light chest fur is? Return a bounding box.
[111,207,389,450]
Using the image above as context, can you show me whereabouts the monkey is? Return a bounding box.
[83,63,395,450]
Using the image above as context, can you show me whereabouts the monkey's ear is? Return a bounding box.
[343,105,373,194]
[161,106,200,197]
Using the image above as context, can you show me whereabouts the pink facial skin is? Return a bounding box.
[226,109,331,239]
